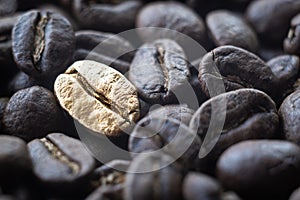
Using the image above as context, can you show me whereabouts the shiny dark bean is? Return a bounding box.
[198,45,279,100]
[27,133,96,194]
[267,55,299,101]
[137,2,208,48]
[206,10,258,52]
[246,0,300,45]
[129,39,190,104]
[217,140,300,200]
[190,89,279,172]
[73,0,142,33]
[0,135,32,184]
[12,10,75,80]
[279,90,300,145]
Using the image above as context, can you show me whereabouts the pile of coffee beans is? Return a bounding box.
[1,0,300,199]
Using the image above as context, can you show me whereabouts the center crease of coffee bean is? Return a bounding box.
[33,13,49,71]
[40,138,80,174]
[69,69,130,123]
[156,45,169,93]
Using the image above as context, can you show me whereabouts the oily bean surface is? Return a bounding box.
[129,39,190,104]
[189,89,279,171]
[284,13,300,55]
[27,133,95,192]
[198,45,279,100]
[279,90,300,145]
[73,0,142,33]
[217,140,300,200]
[246,0,300,44]
[12,10,75,80]
[206,10,258,52]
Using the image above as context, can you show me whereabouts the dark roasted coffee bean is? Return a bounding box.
[129,117,201,168]
[55,60,140,137]
[0,0,17,17]
[190,89,279,172]
[0,135,32,184]
[279,90,300,145]
[8,72,41,95]
[206,10,258,52]
[182,172,221,200]
[73,0,142,33]
[74,30,134,74]
[124,153,183,200]
[27,133,96,194]
[0,98,9,132]
[12,10,75,80]
[198,45,279,100]
[290,187,300,200]
[217,140,300,200]
[284,13,300,55]
[137,2,208,47]
[2,86,65,141]
[267,55,299,100]
[246,0,300,45]
[129,39,190,104]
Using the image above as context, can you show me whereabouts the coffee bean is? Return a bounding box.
[129,39,190,104]
[290,187,300,200]
[12,10,75,80]
[73,0,142,33]
[27,133,96,193]
[279,90,300,145]
[190,89,279,172]
[54,60,140,136]
[137,2,208,47]
[182,172,221,200]
[129,117,201,168]
[267,55,299,100]
[0,98,9,132]
[246,0,300,45]
[0,135,32,184]
[206,10,258,52]
[0,0,17,17]
[2,86,65,141]
[74,30,134,74]
[124,153,183,200]
[198,45,279,100]
[217,140,300,200]
[284,13,300,55]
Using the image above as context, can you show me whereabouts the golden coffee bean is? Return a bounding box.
[54,60,140,136]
